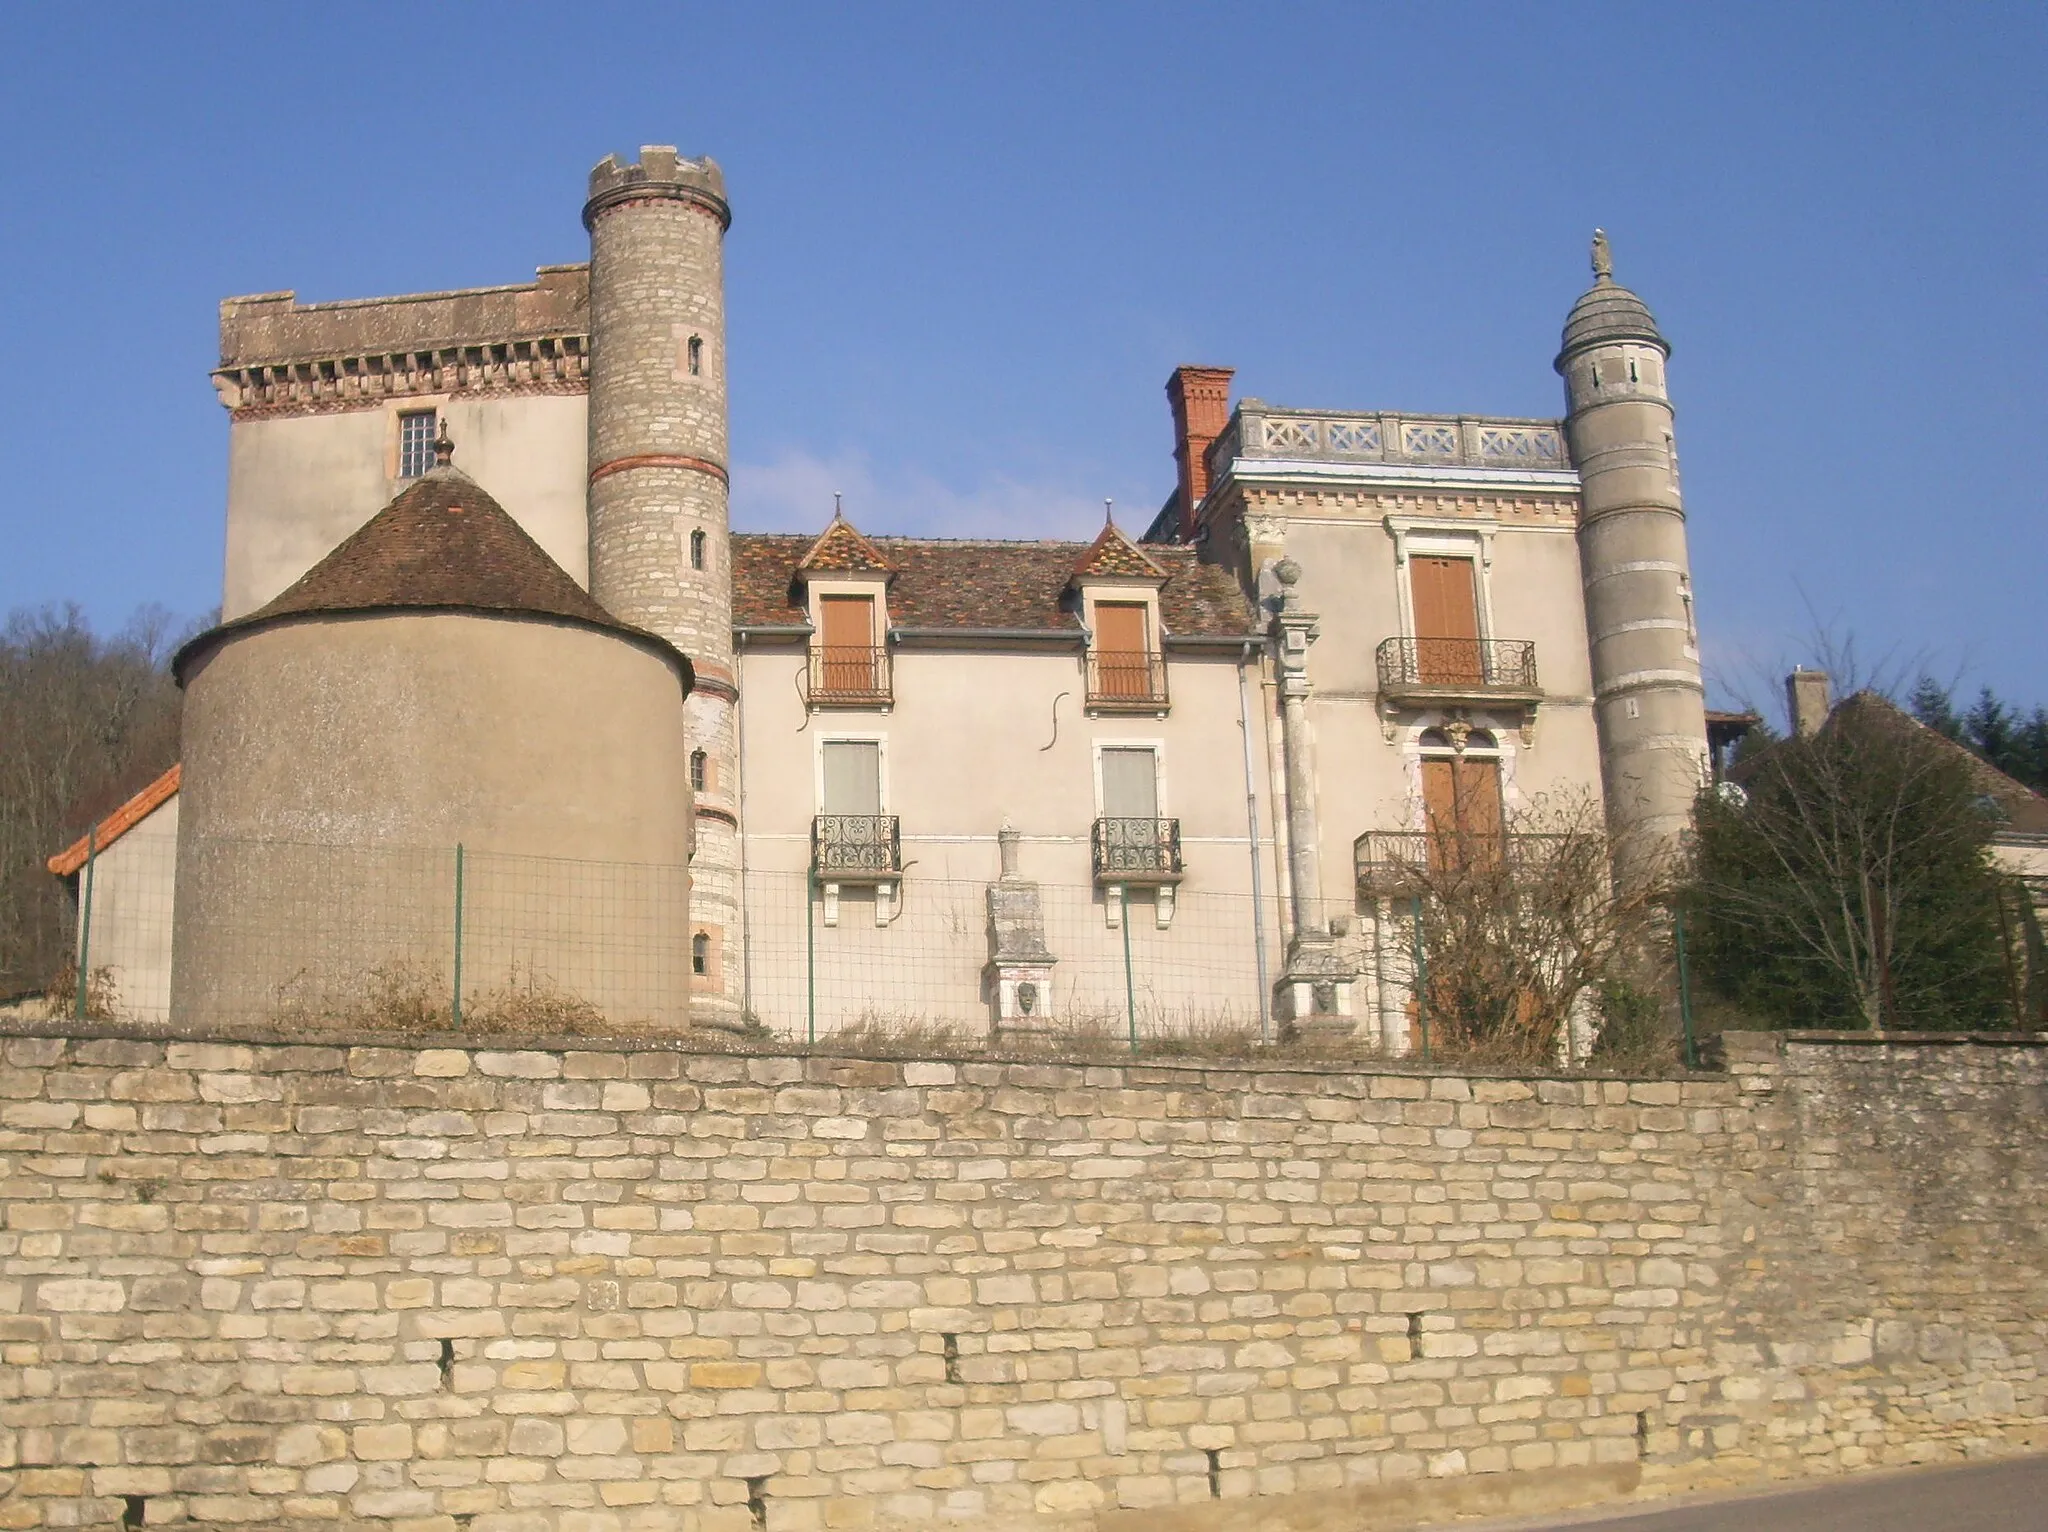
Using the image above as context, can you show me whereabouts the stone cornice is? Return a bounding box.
[213,335,589,418]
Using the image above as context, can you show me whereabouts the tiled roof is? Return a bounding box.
[1070,521,1167,581]
[1837,693,2048,838]
[734,534,1257,639]
[175,466,683,681]
[797,514,893,574]
[46,765,180,877]
[1735,691,2048,838]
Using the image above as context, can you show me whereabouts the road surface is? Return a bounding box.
[1489,1456,2048,1532]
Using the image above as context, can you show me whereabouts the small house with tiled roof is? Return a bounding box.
[45,765,182,1022]
[70,148,1722,1043]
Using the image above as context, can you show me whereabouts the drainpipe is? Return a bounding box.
[1237,641,1273,1040]
[735,631,753,1021]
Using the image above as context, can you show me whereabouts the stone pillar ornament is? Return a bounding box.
[1268,558,1358,1035]
[986,822,1055,1038]
[1272,559,1323,943]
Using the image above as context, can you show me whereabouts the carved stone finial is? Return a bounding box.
[1104,497,1115,527]
[1591,228,1613,284]
[433,423,455,466]
[997,822,1021,879]
[1274,558,1301,587]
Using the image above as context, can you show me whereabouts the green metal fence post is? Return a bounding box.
[74,827,97,1023]
[451,844,466,1030]
[805,874,817,1046]
[1674,904,1698,1070]
[1411,893,1429,1063]
[1119,887,1139,1053]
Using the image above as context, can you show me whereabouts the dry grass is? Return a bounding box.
[45,962,120,1021]
[272,960,607,1039]
[253,964,1694,1076]
[464,964,606,1037]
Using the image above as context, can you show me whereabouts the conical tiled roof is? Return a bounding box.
[1555,230,1667,369]
[1558,277,1666,362]
[175,465,683,681]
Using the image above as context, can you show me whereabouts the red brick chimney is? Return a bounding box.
[1166,365,1234,541]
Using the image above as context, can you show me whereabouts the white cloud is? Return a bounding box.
[730,448,1151,543]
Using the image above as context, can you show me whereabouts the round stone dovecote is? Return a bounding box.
[168,461,696,1030]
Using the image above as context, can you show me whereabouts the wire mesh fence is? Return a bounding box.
[52,832,2048,1054]
[738,870,1284,1042]
[67,837,689,1032]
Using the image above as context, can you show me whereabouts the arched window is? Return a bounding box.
[690,750,708,792]
[690,528,706,571]
[691,931,710,976]
[1416,725,1505,862]
[687,335,703,376]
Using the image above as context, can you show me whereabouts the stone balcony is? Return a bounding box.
[1207,403,1573,481]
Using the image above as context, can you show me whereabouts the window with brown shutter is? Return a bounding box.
[1089,601,1165,705]
[817,594,879,698]
[1422,755,1504,870]
[1409,556,1482,685]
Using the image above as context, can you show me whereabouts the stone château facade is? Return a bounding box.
[81,147,1715,1035]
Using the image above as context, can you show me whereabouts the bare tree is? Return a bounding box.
[0,605,187,997]
[1378,790,1672,1063]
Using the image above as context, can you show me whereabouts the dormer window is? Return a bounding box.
[794,507,895,710]
[1070,515,1171,714]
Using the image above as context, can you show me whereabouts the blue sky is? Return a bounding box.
[1,3,2041,713]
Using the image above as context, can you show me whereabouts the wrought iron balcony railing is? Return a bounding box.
[811,815,902,879]
[1375,636,1539,702]
[1091,817,1184,884]
[1086,649,1170,710]
[1353,829,1570,896]
[801,645,893,708]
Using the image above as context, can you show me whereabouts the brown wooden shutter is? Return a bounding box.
[1422,758,1459,868]
[1455,759,1504,852]
[1095,602,1150,699]
[819,594,875,694]
[1410,557,1481,684]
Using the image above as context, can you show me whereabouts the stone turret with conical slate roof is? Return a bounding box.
[1556,231,1709,872]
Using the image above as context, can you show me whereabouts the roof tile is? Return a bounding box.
[175,466,680,680]
[797,514,893,574]
[734,534,1256,638]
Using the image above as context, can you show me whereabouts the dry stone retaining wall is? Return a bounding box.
[0,1026,2042,1531]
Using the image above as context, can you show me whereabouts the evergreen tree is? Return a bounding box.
[1908,675,1965,742]
[1909,676,2048,793]
[1690,695,2011,1030]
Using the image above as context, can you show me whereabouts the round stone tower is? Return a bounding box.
[1556,231,1709,873]
[583,146,742,1025]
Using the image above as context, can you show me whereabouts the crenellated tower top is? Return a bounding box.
[583,145,730,231]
